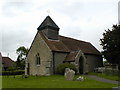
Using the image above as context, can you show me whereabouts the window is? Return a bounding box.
[36,53,40,65]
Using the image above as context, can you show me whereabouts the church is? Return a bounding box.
[26,16,103,76]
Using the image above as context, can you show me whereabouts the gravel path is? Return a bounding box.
[85,75,120,85]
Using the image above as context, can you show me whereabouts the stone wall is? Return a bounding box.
[54,52,67,72]
[70,51,103,74]
[85,54,103,72]
[27,32,53,76]
[74,51,88,74]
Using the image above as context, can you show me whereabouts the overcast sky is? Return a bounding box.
[0,0,119,61]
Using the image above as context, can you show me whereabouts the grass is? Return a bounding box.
[89,72,119,81]
[2,75,118,88]
[0,75,2,89]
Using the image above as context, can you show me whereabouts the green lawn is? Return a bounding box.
[2,75,118,88]
[89,72,119,81]
[0,76,2,89]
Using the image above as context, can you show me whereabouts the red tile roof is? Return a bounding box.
[40,32,101,55]
[59,35,101,55]
[64,51,78,62]
[39,32,70,52]
[2,57,15,67]
[39,32,101,62]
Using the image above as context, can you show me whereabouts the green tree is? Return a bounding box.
[16,46,29,70]
[100,25,120,68]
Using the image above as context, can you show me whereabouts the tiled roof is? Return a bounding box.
[39,32,101,62]
[2,57,15,67]
[40,32,101,55]
[39,32,69,52]
[59,35,101,55]
[37,16,59,31]
[64,51,78,62]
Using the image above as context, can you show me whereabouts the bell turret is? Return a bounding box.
[37,16,59,40]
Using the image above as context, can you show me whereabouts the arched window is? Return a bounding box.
[36,53,40,65]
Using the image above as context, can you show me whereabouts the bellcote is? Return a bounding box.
[37,16,59,40]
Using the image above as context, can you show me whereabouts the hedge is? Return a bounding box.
[2,70,24,75]
[56,62,77,75]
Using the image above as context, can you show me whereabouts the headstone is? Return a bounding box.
[76,76,84,81]
[64,68,75,81]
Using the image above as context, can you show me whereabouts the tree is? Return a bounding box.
[16,46,29,69]
[100,25,120,67]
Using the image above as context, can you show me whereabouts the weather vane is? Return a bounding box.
[7,53,9,57]
[47,9,50,15]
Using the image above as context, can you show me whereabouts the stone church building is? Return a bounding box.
[26,16,103,76]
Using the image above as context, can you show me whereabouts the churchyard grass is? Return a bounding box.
[0,76,2,89]
[89,72,119,81]
[2,75,118,88]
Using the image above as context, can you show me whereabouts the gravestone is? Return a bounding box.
[64,68,75,80]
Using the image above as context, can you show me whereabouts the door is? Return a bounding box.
[79,56,84,74]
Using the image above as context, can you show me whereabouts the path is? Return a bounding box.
[85,75,120,85]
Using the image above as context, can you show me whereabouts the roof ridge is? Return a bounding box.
[59,35,101,55]
[39,32,101,55]
[2,57,9,58]
[59,35,90,43]
[2,57,14,62]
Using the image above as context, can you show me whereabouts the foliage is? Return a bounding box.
[6,66,23,71]
[6,67,17,71]
[16,46,29,58]
[2,70,24,75]
[16,59,25,70]
[100,25,120,66]
[16,46,29,70]
[56,63,77,75]
[2,75,117,88]
[103,60,110,66]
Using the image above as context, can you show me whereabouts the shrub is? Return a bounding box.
[56,63,77,75]
[2,70,24,75]
[6,67,17,71]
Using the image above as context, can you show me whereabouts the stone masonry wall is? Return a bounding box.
[54,52,67,72]
[85,54,103,72]
[27,32,53,76]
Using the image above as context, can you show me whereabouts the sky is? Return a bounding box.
[0,0,119,61]
[118,1,120,25]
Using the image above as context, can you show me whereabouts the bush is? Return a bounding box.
[2,70,24,75]
[56,63,77,75]
[6,67,17,71]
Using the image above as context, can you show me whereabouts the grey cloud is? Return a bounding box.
[2,25,35,53]
[40,1,84,19]
[0,0,118,60]
[60,27,82,38]
[2,1,33,16]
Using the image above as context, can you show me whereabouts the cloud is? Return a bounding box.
[0,0,119,60]
[1,2,31,16]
